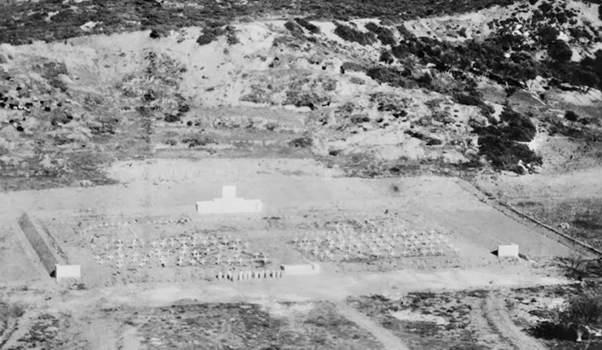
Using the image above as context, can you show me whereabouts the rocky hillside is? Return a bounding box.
[0,0,601,190]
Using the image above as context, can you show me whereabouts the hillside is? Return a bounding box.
[0,0,601,190]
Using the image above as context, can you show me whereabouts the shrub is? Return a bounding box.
[454,93,483,106]
[294,18,320,34]
[478,135,542,170]
[557,290,602,342]
[149,27,168,39]
[183,136,214,148]
[396,24,414,39]
[227,34,240,45]
[284,91,329,110]
[289,137,313,148]
[539,1,553,13]
[379,50,394,64]
[340,62,366,72]
[366,66,410,88]
[472,107,540,172]
[284,21,304,36]
[548,40,573,62]
[570,67,600,88]
[565,110,579,122]
[537,25,559,45]
[499,108,537,142]
[164,113,181,123]
[364,22,397,46]
[196,27,224,46]
[334,22,377,46]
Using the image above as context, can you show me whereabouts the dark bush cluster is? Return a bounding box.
[289,137,313,148]
[365,66,413,88]
[284,21,304,36]
[388,28,602,91]
[284,90,329,110]
[333,22,377,46]
[164,113,181,123]
[565,110,580,122]
[149,27,168,39]
[548,39,572,62]
[498,108,537,142]
[0,0,520,45]
[536,25,560,45]
[477,135,541,171]
[183,136,215,148]
[294,17,321,34]
[454,93,483,106]
[404,130,442,146]
[379,50,395,64]
[472,107,541,172]
[364,22,397,46]
[340,62,366,72]
[197,28,223,46]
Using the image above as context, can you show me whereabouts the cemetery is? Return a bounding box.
[26,203,514,287]
[0,168,585,350]
[10,176,576,291]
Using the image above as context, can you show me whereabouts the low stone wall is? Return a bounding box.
[17,213,60,276]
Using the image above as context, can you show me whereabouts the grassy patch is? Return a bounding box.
[348,291,491,350]
[512,197,602,250]
[0,301,25,339]
[127,302,384,350]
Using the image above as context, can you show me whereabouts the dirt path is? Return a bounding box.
[336,302,410,350]
[482,293,547,350]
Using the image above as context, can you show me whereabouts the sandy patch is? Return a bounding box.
[389,309,449,325]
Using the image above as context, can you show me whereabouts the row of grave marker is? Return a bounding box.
[216,269,284,281]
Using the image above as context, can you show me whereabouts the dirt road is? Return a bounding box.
[482,292,548,350]
[336,302,410,350]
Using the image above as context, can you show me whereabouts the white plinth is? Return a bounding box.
[222,185,237,199]
[280,263,320,276]
[197,185,262,214]
[498,244,519,258]
[196,198,262,214]
[55,264,81,281]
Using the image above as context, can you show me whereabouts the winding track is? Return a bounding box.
[482,292,547,350]
[336,302,410,350]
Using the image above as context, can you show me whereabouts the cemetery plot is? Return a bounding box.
[290,216,460,262]
[86,222,273,269]
[40,216,276,285]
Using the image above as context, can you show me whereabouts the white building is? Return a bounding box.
[196,185,262,214]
